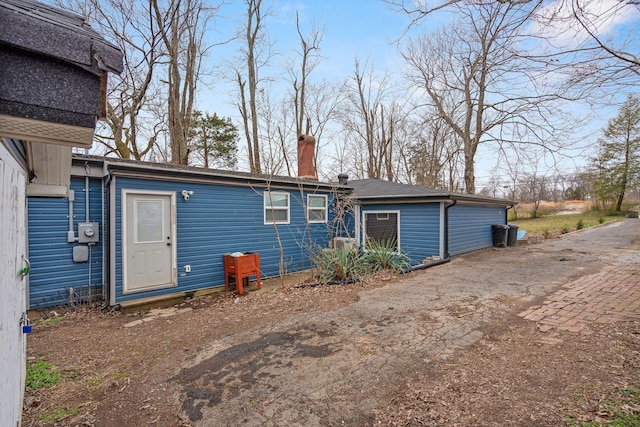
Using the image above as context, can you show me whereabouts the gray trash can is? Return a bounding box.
[492,224,509,248]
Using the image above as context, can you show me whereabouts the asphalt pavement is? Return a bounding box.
[173,219,640,426]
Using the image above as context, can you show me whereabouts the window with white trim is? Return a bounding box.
[363,211,399,250]
[307,194,327,223]
[264,191,290,224]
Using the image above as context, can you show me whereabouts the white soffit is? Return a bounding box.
[26,142,71,197]
[0,114,94,147]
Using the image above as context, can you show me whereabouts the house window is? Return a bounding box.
[307,195,327,223]
[134,199,164,243]
[264,192,290,224]
[364,211,399,250]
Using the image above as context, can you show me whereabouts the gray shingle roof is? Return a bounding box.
[348,178,515,205]
[349,178,448,199]
[74,154,349,192]
[0,0,123,74]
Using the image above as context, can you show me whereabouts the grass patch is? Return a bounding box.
[512,211,621,235]
[42,317,62,325]
[566,385,640,426]
[37,405,79,422]
[25,360,61,391]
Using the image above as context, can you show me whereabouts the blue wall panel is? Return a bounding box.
[360,203,441,266]
[448,204,506,255]
[27,177,104,309]
[113,177,335,304]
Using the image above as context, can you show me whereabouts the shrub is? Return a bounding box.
[576,219,584,230]
[598,217,605,224]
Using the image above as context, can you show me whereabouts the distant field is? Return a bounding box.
[511,211,622,236]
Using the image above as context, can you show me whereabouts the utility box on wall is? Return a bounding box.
[78,222,99,244]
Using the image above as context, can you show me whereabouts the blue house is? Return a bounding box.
[348,178,514,267]
[27,156,515,310]
[27,155,347,309]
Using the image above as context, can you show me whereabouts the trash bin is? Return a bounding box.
[507,224,519,247]
[491,224,509,248]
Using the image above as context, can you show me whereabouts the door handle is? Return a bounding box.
[167,237,171,246]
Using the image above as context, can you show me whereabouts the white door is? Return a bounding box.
[0,143,27,427]
[123,191,176,293]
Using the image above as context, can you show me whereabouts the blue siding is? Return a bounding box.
[360,203,441,266]
[113,177,334,304]
[448,204,506,255]
[27,177,104,309]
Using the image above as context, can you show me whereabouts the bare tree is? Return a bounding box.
[55,0,220,164]
[290,12,323,138]
[402,1,576,194]
[151,0,217,165]
[406,111,462,189]
[235,0,272,174]
[389,0,640,95]
[55,0,162,160]
[531,0,640,97]
[339,60,401,181]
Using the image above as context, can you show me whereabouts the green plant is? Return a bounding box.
[543,228,552,239]
[362,239,411,273]
[576,219,584,230]
[561,227,570,234]
[25,360,61,391]
[42,317,62,325]
[598,216,605,224]
[37,405,79,422]
[565,385,640,426]
[313,246,364,283]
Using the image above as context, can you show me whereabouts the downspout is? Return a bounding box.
[101,162,113,310]
[86,175,91,303]
[101,175,106,301]
[409,200,457,272]
[506,204,514,223]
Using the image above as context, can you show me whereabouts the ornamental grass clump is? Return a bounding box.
[361,239,411,274]
[313,246,364,283]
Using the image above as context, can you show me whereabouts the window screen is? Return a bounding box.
[364,212,398,249]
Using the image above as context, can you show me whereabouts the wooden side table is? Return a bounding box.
[224,253,261,295]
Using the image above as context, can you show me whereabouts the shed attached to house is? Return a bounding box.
[27,155,348,309]
[348,178,515,266]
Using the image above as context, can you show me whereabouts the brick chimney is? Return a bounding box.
[297,134,317,180]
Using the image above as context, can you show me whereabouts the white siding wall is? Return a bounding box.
[0,143,27,427]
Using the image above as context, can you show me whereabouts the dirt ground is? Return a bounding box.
[23,220,640,426]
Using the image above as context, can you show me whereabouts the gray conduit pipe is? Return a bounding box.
[67,190,76,242]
